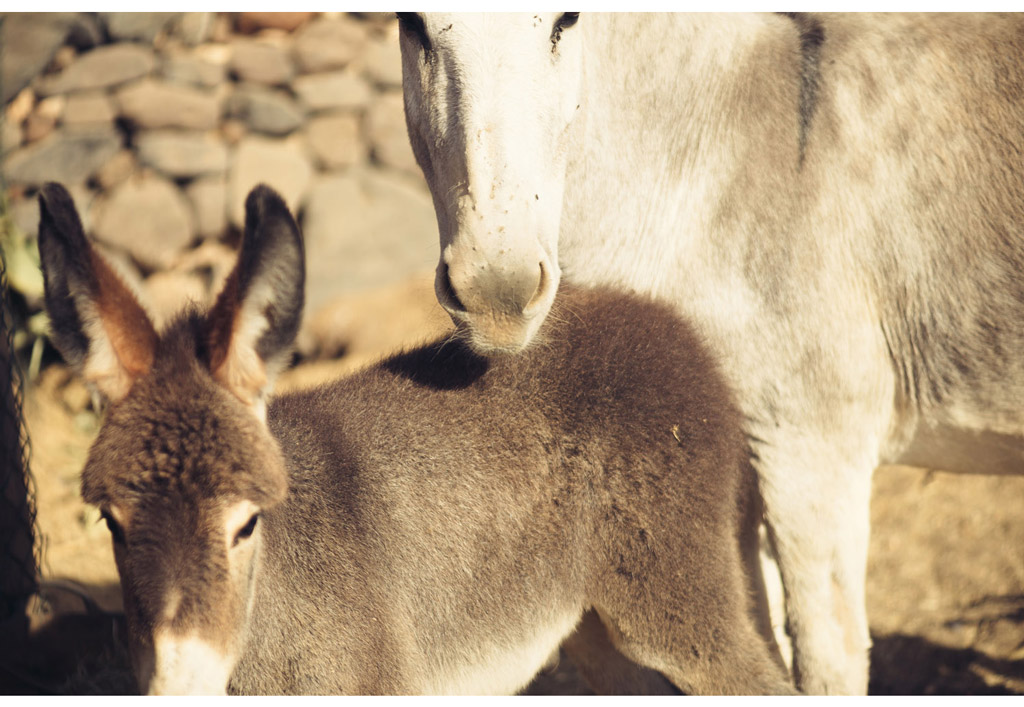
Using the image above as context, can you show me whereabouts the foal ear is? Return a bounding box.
[37,183,158,403]
[205,185,305,417]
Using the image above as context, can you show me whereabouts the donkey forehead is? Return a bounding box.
[82,376,287,509]
[407,13,583,144]
[421,13,566,62]
[424,12,562,37]
[120,495,233,542]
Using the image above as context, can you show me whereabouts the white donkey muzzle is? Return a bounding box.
[436,244,560,354]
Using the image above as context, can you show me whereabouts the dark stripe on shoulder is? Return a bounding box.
[779,12,825,166]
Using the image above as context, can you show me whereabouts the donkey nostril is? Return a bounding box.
[525,260,550,313]
[439,262,467,313]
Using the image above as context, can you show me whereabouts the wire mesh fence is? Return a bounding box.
[0,11,41,622]
[0,236,39,624]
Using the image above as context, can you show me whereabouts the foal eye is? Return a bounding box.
[233,513,260,547]
[100,511,125,545]
[396,12,432,52]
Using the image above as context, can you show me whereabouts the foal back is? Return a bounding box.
[241,288,781,694]
[37,182,790,695]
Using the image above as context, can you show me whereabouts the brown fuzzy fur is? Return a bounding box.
[38,183,793,695]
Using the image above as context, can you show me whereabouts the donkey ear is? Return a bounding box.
[204,185,304,417]
[37,183,158,403]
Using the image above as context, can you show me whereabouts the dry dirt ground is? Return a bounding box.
[2,276,1023,695]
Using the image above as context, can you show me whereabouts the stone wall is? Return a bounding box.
[1,11,439,357]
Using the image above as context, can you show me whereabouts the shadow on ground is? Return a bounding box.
[870,632,1024,695]
[870,593,1024,695]
[0,580,134,695]
[3,584,1023,695]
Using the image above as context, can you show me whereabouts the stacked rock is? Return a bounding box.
[1,11,437,339]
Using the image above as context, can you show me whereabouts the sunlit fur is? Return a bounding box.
[38,183,795,695]
[401,12,1024,694]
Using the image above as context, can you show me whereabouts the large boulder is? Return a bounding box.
[228,136,313,229]
[184,175,228,239]
[235,12,314,34]
[97,12,180,43]
[34,43,157,96]
[292,70,371,113]
[135,130,229,179]
[161,49,226,88]
[94,149,137,190]
[115,78,222,130]
[2,126,121,186]
[229,39,295,86]
[305,113,364,170]
[225,84,306,136]
[1,13,100,103]
[22,96,64,143]
[61,91,117,130]
[173,12,218,46]
[90,174,195,271]
[300,168,437,314]
[292,16,367,73]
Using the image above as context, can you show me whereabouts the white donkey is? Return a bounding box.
[399,12,1024,694]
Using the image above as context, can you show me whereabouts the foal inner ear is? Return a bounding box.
[205,185,305,415]
[37,183,158,403]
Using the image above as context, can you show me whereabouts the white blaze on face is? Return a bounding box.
[140,500,262,695]
[402,13,584,350]
[147,631,235,695]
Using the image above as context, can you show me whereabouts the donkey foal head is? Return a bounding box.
[38,182,301,694]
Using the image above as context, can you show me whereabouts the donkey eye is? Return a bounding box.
[556,12,580,30]
[551,13,580,49]
[100,511,125,545]
[396,13,432,52]
[233,513,260,546]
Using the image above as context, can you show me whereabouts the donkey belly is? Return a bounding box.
[893,423,1024,477]
[879,288,1024,477]
[422,609,583,695]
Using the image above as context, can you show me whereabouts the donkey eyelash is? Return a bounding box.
[556,12,580,30]
[396,13,432,53]
[551,12,580,48]
[233,513,260,547]
[100,510,125,544]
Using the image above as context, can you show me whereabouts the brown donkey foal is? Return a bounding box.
[37,182,793,695]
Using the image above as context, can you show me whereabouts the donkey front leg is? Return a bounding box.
[735,462,790,675]
[587,526,797,695]
[593,580,797,695]
[755,428,879,695]
[560,609,678,695]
